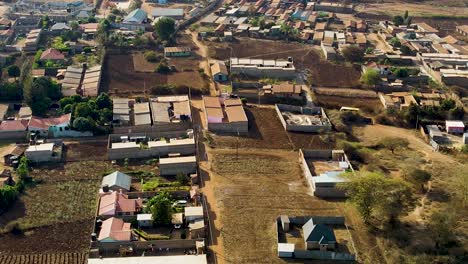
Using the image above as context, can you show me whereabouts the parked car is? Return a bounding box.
[172,200,188,207]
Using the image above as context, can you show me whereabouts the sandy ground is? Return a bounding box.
[367,33,394,53]
[356,1,468,17]
[187,30,217,96]
[353,124,458,166]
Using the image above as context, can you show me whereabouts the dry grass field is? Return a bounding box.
[356,0,468,17]
[206,38,361,87]
[208,149,343,263]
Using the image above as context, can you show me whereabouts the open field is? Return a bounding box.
[102,52,209,96]
[210,106,334,150]
[356,1,468,18]
[102,53,167,96]
[0,253,87,264]
[0,143,112,257]
[206,38,361,87]
[208,148,343,263]
[315,94,383,113]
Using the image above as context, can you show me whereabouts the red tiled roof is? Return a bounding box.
[99,191,142,216]
[0,120,29,131]
[29,114,71,130]
[98,217,132,241]
[40,48,65,61]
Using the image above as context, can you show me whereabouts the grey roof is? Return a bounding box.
[124,8,147,24]
[101,171,132,191]
[51,22,71,31]
[152,8,184,18]
[151,101,170,123]
[302,218,336,244]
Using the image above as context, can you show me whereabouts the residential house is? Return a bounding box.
[137,214,153,227]
[185,206,204,222]
[446,120,465,134]
[98,217,132,242]
[230,57,296,79]
[118,8,148,31]
[0,18,12,30]
[211,62,229,82]
[133,102,152,127]
[112,98,134,126]
[40,48,65,62]
[203,96,248,133]
[378,92,417,111]
[456,25,468,37]
[159,156,197,176]
[1,104,9,120]
[28,113,72,137]
[149,95,192,130]
[98,191,143,216]
[0,169,15,188]
[25,143,57,162]
[152,8,184,20]
[416,23,439,34]
[164,47,191,57]
[101,171,132,192]
[302,218,337,251]
[261,83,303,99]
[2,145,26,166]
[0,120,29,140]
[50,22,71,33]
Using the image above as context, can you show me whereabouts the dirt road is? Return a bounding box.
[187,30,217,96]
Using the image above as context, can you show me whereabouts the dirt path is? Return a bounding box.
[187,29,217,96]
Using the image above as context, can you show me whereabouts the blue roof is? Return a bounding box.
[124,8,148,24]
[302,219,336,244]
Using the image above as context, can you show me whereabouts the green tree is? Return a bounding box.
[340,171,415,225]
[73,117,96,131]
[146,191,172,225]
[427,209,456,251]
[74,102,94,119]
[404,10,409,20]
[96,93,112,109]
[0,82,22,100]
[360,69,381,87]
[378,137,409,154]
[393,15,404,26]
[440,99,456,111]
[389,37,401,47]
[16,156,29,180]
[400,45,413,55]
[99,108,113,123]
[176,172,189,185]
[394,67,409,78]
[341,46,364,63]
[7,65,21,81]
[156,62,171,73]
[402,167,431,193]
[0,185,19,212]
[154,17,176,41]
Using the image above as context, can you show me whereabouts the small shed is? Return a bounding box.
[302,218,337,251]
[446,120,465,134]
[137,214,153,227]
[185,206,204,222]
[278,243,295,258]
[280,215,290,232]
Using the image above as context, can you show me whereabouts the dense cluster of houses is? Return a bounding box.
[378,20,468,86]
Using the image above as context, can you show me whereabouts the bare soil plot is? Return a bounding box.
[207,38,361,87]
[210,106,293,150]
[64,142,108,162]
[167,71,208,91]
[102,53,167,96]
[133,52,158,73]
[208,149,342,263]
[356,0,468,18]
[315,94,383,112]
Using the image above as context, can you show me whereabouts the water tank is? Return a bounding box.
[102,184,109,192]
[91,233,97,241]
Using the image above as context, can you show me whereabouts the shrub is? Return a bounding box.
[156,62,171,73]
[144,51,161,63]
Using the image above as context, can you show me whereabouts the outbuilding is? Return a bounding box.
[211,62,228,82]
[446,120,465,134]
[101,171,132,192]
[137,214,153,227]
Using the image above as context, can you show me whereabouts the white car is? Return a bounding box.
[172,200,188,207]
